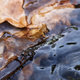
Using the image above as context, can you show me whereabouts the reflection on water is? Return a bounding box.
[9,26,80,80]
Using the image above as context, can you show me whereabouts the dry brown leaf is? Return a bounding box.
[0,0,27,28]
[27,2,74,30]
[27,24,48,39]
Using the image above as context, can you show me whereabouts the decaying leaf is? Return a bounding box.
[26,0,74,30]
[0,0,27,28]
[0,35,46,71]
[27,24,48,39]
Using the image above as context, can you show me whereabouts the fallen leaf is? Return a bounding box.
[0,0,27,28]
[26,0,74,30]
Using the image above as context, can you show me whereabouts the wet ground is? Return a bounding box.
[2,25,79,80]
[8,25,80,80]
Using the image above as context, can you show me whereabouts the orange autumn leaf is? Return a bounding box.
[27,2,74,30]
[0,0,27,28]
